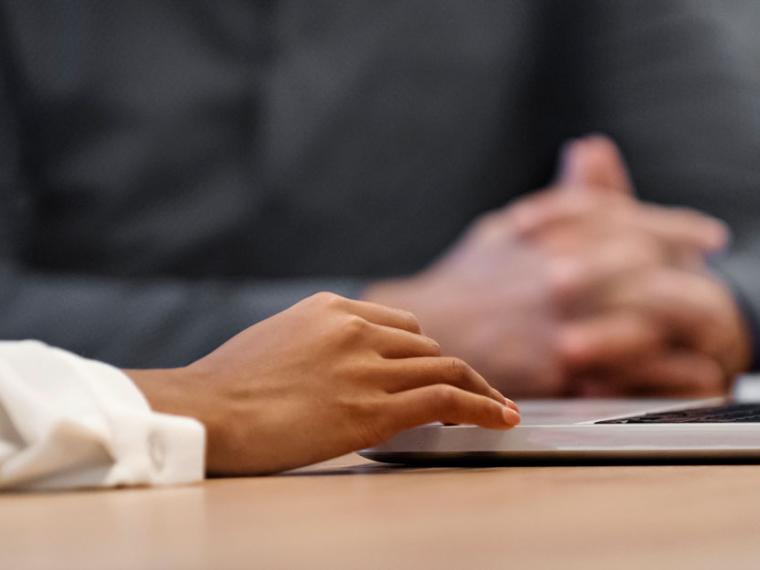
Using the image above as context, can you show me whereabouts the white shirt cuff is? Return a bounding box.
[0,341,205,490]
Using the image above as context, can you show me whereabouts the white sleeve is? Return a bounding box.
[0,340,205,491]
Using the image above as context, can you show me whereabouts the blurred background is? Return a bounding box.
[1,1,759,398]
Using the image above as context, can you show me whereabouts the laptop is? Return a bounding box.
[360,398,760,465]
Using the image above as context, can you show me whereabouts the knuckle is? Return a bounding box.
[352,358,386,383]
[430,384,460,411]
[343,314,370,337]
[615,235,665,271]
[443,357,470,381]
[311,291,344,308]
[547,257,582,304]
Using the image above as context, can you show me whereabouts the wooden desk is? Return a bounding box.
[3,455,760,569]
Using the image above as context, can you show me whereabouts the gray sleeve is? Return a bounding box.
[0,46,365,369]
[0,265,365,368]
[565,0,760,368]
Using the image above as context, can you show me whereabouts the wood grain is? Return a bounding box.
[2,454,760,569]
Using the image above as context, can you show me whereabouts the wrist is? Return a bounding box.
[125,367,198,416]
[126,365,229,472]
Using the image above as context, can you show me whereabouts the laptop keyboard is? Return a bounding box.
[595,402,760,424]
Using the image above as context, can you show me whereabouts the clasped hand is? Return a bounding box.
[366,136,752,397]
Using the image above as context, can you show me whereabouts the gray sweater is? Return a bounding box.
[0,0,759,368]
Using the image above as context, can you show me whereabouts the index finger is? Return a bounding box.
[382,385,520,433]
[511,192,728,253]
[507,189,625,235]
[632,205,729,253]
[574,352,726,398]
[557,312,664,372]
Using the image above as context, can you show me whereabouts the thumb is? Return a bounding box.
[557,135,635,196]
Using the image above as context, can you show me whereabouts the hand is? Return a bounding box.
[364,136,728,397]
[128,292,519,475]
[363,217,563,396]
[562,265,753,397]
[535,136,749,396]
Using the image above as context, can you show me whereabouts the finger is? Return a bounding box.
[343,298,423,334]
[546,235,665,310]
[510,193,727,254]
[523,201,727,255]
[383,385,520,432]
[602,269,725,354]
[369,325,441,358]
[508,188,623,236]
[576,352,726,398]
[557,312,665,371]
[631,204,730,253]
[601,268,750,376]
[379,356,512,407]
[557,135,635,196]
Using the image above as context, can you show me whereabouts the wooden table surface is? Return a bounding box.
[3,454,760,570]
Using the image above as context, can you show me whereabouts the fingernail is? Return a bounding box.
[504,399,519,412]
[502,407,521,426]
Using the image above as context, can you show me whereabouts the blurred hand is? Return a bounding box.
[128,292,518,475]
[563,265,753,397]
[520,136,750,396]
[366,135,747,397]
[363,214,563,396]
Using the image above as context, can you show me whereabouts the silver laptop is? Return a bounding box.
[360,398,760,465]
